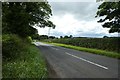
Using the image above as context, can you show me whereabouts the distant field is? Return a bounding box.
[44,37,120,53]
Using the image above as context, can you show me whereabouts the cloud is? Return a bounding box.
[48,0,97,2]
[37,2,118,38]
[50,31,65,37]
[50,2,101,21]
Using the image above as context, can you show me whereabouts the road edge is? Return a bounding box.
[45,58,59,78]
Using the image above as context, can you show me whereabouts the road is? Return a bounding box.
[34,42,119,78]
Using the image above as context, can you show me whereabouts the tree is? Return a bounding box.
[69,35,73,38]
[64,35,69,38]
[103,36,108,38]
[49,36,55,39]
[31,34,40,40]
[60,36,63,38]
[2,2,55,37]
[96,2,120,33]
[40,35,48,40]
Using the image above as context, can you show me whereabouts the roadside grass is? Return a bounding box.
[3,44,48,78]
[45,42,120,59]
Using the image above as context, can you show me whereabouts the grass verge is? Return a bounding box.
[3,44,48,78]
[46,42,120,59]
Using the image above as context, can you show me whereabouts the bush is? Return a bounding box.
[2,34,48,78]
[26,36,33,43]
[2,34,27,61]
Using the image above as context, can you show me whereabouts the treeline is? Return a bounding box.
[33,35,73,40]
[32,34,57,40]
[44,37,120,53]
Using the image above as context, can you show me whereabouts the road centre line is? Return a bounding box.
[65,52,108,70]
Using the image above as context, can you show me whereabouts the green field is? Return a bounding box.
[44,37,120,53]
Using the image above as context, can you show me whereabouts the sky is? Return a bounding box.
[36,1,118,38]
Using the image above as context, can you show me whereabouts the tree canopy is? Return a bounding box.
[96,2,120,33]
[2,2,55,37]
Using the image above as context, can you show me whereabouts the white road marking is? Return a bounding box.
[51,47,59,50]
[65,52,108,70]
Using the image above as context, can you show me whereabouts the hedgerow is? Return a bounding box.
[44,37,120,53]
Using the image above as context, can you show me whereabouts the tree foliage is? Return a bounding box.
[2,2,55,37]
[96,2,120,33]
[49,36,55,39]
[60,36,63,38]
[69,35,73,38]
[64,35,69,38]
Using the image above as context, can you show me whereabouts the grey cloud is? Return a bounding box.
[50,2,101,21]
[50,30,75,37]
[47,2,108,38]
[74,28,108,38]
[74,32,106,38]
[50,31,65,37]
[50,29,107,38]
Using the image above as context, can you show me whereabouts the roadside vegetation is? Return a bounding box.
[2,1,55,78]
[2,34,48,78]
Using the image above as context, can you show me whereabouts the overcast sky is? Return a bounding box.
[36,1,118,38]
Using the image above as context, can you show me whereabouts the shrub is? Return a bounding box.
[2,34,48,78]
[26,36,32,43]
[2,34,27,61]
